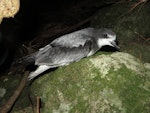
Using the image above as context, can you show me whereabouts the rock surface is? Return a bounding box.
[27,52,150,113]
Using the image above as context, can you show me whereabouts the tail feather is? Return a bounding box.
[13,52,37,66]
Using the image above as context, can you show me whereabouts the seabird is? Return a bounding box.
[17,27,120,80]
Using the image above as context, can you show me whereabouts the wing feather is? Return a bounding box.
[35,40,92,67]
[50,28,94,48]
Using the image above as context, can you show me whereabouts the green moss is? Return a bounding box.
[29,52,150,113]
[107,66,148,113]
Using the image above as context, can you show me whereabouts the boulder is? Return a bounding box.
[28,52,150,113]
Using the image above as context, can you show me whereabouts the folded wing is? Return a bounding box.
[35,40,92,67]
[50,28,93,48]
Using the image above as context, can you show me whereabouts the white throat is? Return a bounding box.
[97,38,113,48]
[97,34,116,48]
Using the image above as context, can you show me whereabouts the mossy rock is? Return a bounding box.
[24,52,150,113]
[0,75,22,107]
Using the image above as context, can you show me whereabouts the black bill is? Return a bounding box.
[110,41,120,50]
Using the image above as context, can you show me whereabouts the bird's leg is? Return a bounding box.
[28,65,51,80]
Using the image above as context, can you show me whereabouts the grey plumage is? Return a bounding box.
[15,27,119,80]
[35,40,92,66]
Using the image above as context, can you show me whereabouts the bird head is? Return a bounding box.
[95,28,120,50]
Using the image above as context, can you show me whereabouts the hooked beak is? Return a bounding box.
[110,41,120,50]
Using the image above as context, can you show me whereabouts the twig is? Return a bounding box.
[0,71,29,113]
[106,0,131,4]
[134,32,150,45]
[128,0,148,13]
[36,96,41,113]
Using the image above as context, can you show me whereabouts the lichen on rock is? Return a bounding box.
[89,52,144,78]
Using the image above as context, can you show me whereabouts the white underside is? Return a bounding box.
[87,50,94,56]
[28,65,51,80]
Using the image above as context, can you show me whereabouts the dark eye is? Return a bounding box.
[103,33,108,38]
